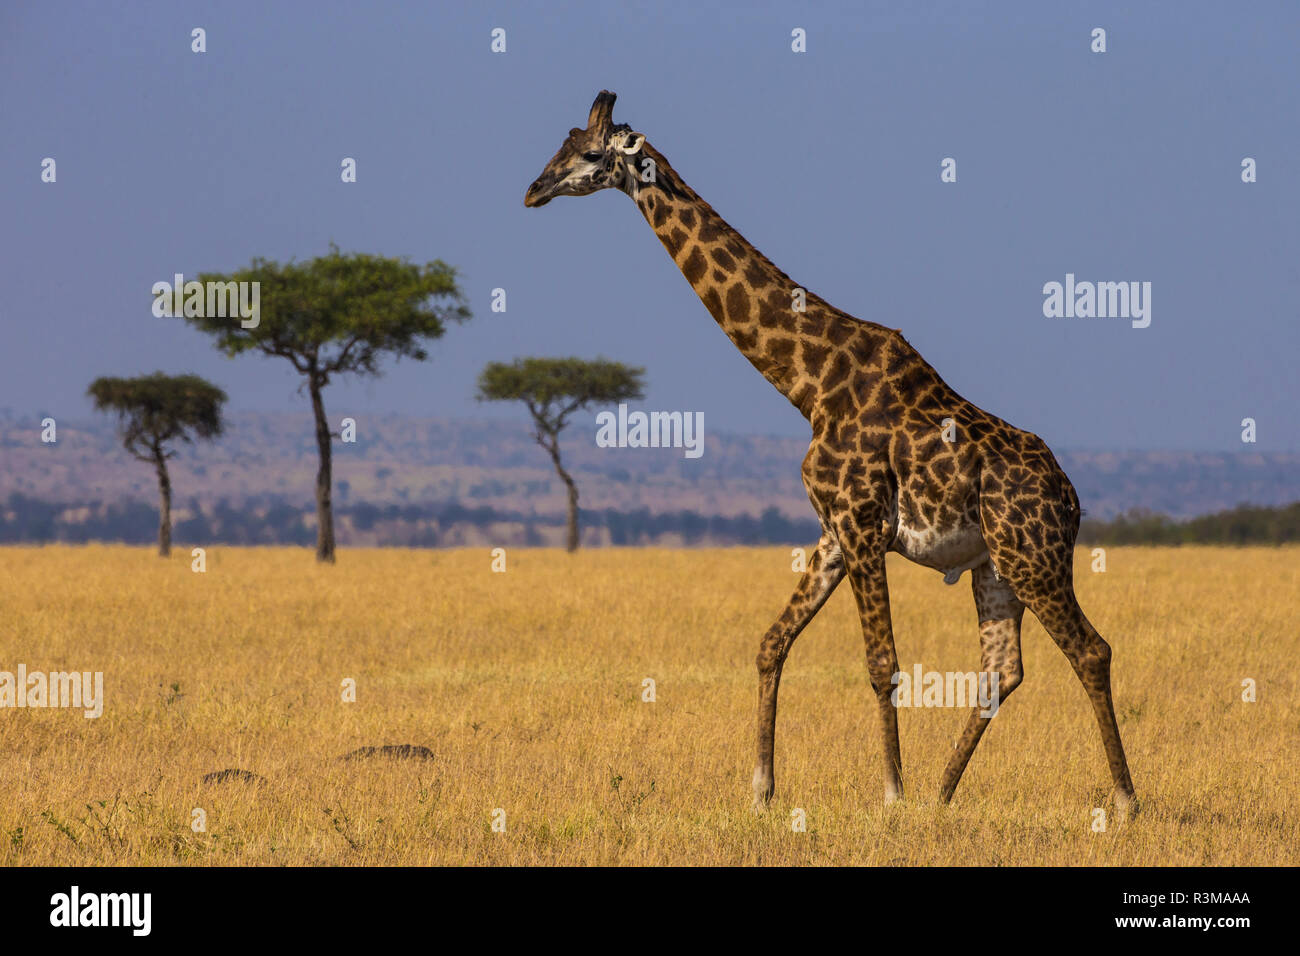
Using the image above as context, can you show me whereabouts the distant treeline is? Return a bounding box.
[2,494,1296,548]
[0,493,821,548]
[1078,502,1300,546]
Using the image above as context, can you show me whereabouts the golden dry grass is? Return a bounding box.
[0,544,1295,866]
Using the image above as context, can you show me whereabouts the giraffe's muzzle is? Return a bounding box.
[524,177,555,208]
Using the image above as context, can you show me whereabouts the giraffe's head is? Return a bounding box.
[524,90,646,208]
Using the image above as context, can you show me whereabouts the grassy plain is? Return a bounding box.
[0,544,1294,865]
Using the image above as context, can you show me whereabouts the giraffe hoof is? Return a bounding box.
[1114,790,1139,821]
[751,768,774,811]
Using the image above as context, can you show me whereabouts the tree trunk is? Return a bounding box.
[154,447,171,558]
[541,430,579,552]
[309,378,336,563]
[563,473,579,553]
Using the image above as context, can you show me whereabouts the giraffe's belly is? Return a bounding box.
[888,514,989,584]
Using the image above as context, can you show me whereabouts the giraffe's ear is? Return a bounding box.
[616,132,645,155]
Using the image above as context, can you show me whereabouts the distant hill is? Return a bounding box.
[0,410,1295,546]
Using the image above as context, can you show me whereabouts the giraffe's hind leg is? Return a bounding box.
[979,465,1137,815]
[1027,589,1137,817]
[753,531,846,809]
[938,561,1025,802]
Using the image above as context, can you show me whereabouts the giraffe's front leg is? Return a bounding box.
[834,506,904,805]
[753,531,845,811]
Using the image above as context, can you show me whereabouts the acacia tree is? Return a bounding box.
[169,245,470,563]
[477,357,644,552]
[87,372,227,557]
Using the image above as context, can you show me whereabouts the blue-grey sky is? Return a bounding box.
[2,0,1296,451]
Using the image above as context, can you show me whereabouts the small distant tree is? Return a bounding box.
[87,372,227,557]
[477,357,644,552]
[167,245,470,563]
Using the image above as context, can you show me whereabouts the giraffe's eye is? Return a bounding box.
[583,151,603,161]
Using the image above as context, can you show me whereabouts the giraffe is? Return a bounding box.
[525,91,1137,815]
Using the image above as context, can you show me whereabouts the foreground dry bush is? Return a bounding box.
[0,544,1294,865]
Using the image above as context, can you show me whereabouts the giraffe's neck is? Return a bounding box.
[624,144,864,419]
